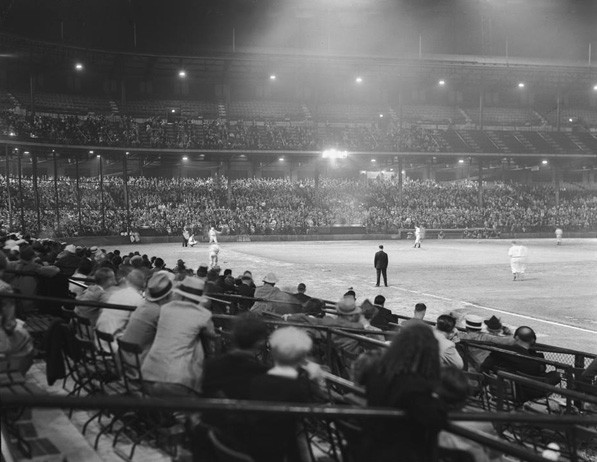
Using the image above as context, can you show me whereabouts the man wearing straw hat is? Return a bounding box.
[250,272,298,316]
[121,271,175,362]
[142,276,217,397]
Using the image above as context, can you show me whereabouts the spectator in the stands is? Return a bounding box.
[414,302,427,320]
[6,244,60,318]
[250,272,297,315]
[142,277,217,397]
[96,269,145,349]
[202,314,269,399]
[236,274,256,312]
[460,315,515,372]
[55,244,81,277]
[120,271,174,363]
[246,327,320,462]
[360,321,446,462]
[369,295,395,331]
[481,326,560,402]
[0,252,34,374]
[69,257,93,297]
[149,257,166,277]
[434,315,464,369]
[294,283,310,304]
[437,367,505,462]
[74,267,117,326]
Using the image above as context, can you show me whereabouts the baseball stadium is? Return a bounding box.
[0,0,596,461]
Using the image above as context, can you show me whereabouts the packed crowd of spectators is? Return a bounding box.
[1,111,439,152]
[1,236,595,462]
[1,175,596,237]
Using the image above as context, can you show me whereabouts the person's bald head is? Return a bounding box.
[514,326,537,348]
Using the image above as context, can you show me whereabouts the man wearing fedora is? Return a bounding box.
[460,314,515,371]
[374,245,389,287]
[142,276,217,397]
[250,272,298,315]
[121,271,175,363]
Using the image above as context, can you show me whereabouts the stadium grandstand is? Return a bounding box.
[1,0,597,461]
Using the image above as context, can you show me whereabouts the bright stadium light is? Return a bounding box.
[24,151,29,155]
[371,159,376,163]
[379,114,384,118]
[270,74,277,80]
[322,149,348,159]
[594,84,597,91]
[74,63,84,71]
[458,159,465,164]
[438,80,446,86]
[542,160,548,165]
[355,77,363,84]
[518,82,525,88]
[182,156,188,161]
[401,170,406,174]
[9,131,15,137]
[171,109,176,113]
[279,157,284,162]
[89,150,94,154]
[178,70,187,78]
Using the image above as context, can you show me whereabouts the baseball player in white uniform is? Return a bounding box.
[209,243,220,269]
[208,226,221,244]
[508,241,528,281]
[555,228,563,246]
[414,226,422,248]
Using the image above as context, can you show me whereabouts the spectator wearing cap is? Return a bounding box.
[481,326,560,402]
[433,315,464,369]
[374,244,389,287]
[294,283,310,304]
[0,252,34,374]
[120,271,175,363]
[96,269,145,350]
[142,276,217,397]
[245,327,320,462]
[196,265,208,280]
[460,315,515,372]
[74,268,117,326]
[55,244,81,277]
[250,272,297,316]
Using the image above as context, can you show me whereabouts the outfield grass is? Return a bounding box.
[105,238,597,353]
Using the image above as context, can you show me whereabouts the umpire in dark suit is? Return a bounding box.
[374,244,388,287]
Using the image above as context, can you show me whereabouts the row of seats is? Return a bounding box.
[6,92,596,126]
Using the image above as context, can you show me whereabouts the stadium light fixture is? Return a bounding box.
[322,149,348,159]
[458,159,465,164]
[96,154,101,158]
[171,109,176,113]
[89,150,94,154]
[371,159,376,163]
[178,70,187,78]
[279,157,284,162]
[74,63,84,71]
[569,118,574,123]
[125,151,129,155]
[594,84,597,91]
[182,156,188,161]
[438,80,446,86]
[270,74,276,80]
[379,114,384,118]
[355,77,363,84]
[24,151,29,155]
[542,160,548,165]
[9,131,15,136]
[518,82,525,88]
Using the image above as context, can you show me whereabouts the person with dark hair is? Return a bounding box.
[69,257,94,297]
[481,326,560,402]
[236,275,256,312]
[414,302,427,320]
[361,321,446,462]
[374,244,388,287]
[434,315,464,369]
[202,314,269,399]
[294,282,310,304]
[74,267,117,326]
[369,294,395,331]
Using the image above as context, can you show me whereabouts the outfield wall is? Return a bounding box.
[65,231,597,247]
